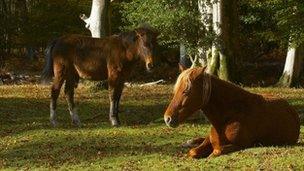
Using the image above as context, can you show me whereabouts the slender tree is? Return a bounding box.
[197,0,212,67]
[277,43,304,87]
[272,0,304,87]
[80,0,110,38]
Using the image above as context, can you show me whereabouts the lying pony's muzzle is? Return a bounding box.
[164,114,179,128]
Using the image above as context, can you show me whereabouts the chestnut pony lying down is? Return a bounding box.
[164,67,300,158]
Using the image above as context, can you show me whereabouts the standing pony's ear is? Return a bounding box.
[122,31,139,48]
[153,30,160,38]
[134,31,141,42]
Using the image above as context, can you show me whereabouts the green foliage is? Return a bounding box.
[241,0,304,47]
[0,0,91,53]
[1,0,303,65]
[270,0,304,46]
[121,0,212,55]
[25,0,90,47]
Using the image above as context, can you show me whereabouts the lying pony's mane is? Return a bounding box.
[174,68,194,93]
[173,67,211,107]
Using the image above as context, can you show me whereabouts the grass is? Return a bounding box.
[0,84,304,170]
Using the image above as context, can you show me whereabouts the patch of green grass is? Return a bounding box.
[0,85,304,170]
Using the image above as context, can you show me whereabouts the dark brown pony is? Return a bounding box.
[164,67,300,158]
[42,27,158,127]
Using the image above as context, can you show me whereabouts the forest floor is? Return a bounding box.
[1,84,304,170]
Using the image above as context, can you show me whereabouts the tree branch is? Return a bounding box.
[79,14,90,29]
[124,79,165,87]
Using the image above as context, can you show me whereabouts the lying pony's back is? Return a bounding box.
[249,94,300,145]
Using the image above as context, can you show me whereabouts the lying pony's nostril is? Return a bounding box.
[164,116,172,125]
[164,115,179,128]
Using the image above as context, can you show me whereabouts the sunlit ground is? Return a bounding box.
[1,85,304,170]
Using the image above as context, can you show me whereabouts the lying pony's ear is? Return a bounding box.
[199,66,207,75]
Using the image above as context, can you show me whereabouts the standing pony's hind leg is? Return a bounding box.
[50,77,64,127]
[65,77,81,126]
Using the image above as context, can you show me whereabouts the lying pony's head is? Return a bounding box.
[164,67,211,127]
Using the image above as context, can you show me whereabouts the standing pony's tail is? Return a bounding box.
[41,39,57,84]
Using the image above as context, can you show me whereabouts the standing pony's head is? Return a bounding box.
[121,27,159,72]
[164,67,211,128]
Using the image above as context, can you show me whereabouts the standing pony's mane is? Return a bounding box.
[174,68,212,107]
[118,27,157,41]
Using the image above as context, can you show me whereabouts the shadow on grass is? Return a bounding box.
[0,130,185,167]
[0,97,174,137]
[0,95,205,167]
[1,93,304,138]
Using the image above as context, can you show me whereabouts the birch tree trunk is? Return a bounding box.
[206,0,239,82]
[80,0,110,38]
[277,44,304,87]
[207,0,220,75]
[197,0,212,67]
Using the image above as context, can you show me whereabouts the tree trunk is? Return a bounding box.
[277,44,304,87]
[206,0,239,82]
[207,0,225,77]
[197,0,212,67]
[80,0,110,38]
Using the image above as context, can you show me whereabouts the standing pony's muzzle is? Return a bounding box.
[145,57,154,72]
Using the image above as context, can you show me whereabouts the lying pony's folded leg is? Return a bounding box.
[208,144,241,158]
[188,137,213,158]
[181,137,205,148]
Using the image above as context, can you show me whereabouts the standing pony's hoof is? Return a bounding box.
[110,118,120,127]
[71,115,81,127]
[50,119,58,127]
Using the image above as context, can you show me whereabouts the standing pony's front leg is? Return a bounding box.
[108,82,124,126]
[108,69,125,126]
